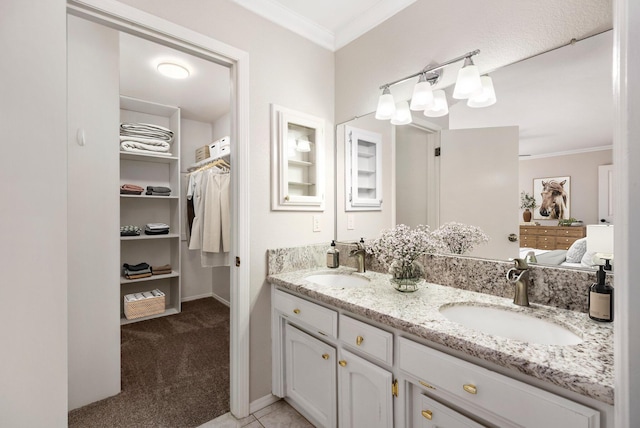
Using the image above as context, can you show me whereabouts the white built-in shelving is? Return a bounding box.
[119,95,181,324]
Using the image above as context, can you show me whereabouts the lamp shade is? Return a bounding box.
[410,75,434,111]
[391,101,412,125]
[375,87,396,120]
[467,75,497,108]
[587,225,614,259]
[424,90,449,117]
[453,58,482,99]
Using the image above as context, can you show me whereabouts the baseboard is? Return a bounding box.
[211,293,230,307]
[181,292,213,302]
[249,394,281,414]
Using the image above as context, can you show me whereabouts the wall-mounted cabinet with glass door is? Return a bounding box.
[271,104,325,211]
[345,125,382,211]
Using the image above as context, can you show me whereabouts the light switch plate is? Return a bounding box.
[347,214,355,230]
[313,215,321,232]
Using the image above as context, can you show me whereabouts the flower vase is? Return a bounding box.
[389,260,425,293]
[523,208,532,222]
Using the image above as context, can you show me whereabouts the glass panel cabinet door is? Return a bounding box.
[271,104,325,211]
[345,126,382,211]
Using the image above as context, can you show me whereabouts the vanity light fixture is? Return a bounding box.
[391,100,412,125]
[375,86,396,120]
[467,75,497,108]
[375,49,493,123]
[156,62,190,79]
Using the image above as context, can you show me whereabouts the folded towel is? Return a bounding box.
[120,140,171,153]
[146,191,171,196]
[120,225,141,236]
[152,270,172,276]
[119,135,173,146]
[120,122,174,142]
[124,268,152,276]
[151,264,172,272]
[123,262,150,272]
[145,223,170,230]
[144,229,169,235]
[146,186,171,193]
[120,145,173,157]
[121,184,145,193]
[124,272,153,280]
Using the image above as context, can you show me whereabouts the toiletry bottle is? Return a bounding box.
[589,264,613,322]
[327,240,339,268]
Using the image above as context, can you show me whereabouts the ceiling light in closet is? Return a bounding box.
[157,62,190,79]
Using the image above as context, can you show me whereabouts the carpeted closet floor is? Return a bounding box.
[69,298,230,428]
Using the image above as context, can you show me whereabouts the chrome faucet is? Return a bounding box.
[349,240,366,273]
[506,258,531,307]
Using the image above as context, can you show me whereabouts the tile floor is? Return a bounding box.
[197,399,314,428]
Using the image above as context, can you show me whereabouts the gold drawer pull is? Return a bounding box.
[356,335,364,346]
[293,309,300,314]
[463,384,477,394]
[421,410,433,420]
[322,353,330,360]
[339,360,347,367]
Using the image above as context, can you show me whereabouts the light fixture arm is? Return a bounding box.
[379,49,480,90]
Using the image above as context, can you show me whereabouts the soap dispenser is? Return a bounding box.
[327,240,339,268]
[588,264,613,322]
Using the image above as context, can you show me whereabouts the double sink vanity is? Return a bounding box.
[267,247,613,428]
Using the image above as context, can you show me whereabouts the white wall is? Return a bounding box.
[118,0,335,401]
[0,0,68,425]
[396,126,430,228]
[519,150,613,226]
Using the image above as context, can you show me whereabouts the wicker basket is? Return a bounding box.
[124,293,165,320]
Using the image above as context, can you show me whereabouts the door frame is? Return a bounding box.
[67,0,251,418]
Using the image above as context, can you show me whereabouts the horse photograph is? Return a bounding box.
[533,176,571,220]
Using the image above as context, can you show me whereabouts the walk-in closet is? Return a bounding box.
[67,14,234,426]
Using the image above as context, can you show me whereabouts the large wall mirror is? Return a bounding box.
[335,31,613,270]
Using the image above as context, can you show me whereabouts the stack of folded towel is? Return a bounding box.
[151,264,172,275]
[145,223,170,235]
[146,186,171,196]
[120,225,141,236]
[120,122,174,156]
[120,184,145,195]
[123,262,152,279]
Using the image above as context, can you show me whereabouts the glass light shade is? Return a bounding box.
[157,62,190,79]
[375,87,396,120]
[410,77,434,111]
[424,90,449,117]
[453,60,482,99]
[296,138,311,152]
[390,101,412,125]
[467,75,497,108]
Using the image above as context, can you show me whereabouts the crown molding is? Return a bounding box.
[519,145,613,160]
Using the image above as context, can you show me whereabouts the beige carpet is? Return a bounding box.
[69,298,230,428]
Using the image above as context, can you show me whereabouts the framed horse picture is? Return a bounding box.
[533,176,571,220]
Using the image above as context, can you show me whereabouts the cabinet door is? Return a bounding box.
[338,349,393,428]
[345,125,383,210]
[285,324,337,428]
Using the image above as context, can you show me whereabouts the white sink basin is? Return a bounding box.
[439,304,583,346]
[305,272,369,288]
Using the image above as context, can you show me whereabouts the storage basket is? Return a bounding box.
[124,292,165,320]
[195,145,210,162]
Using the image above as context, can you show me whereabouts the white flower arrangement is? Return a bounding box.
[432,222,489,255]
[365,224,440,272]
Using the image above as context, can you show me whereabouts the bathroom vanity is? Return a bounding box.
[268,267,613,428]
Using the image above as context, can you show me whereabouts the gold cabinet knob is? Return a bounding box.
[421,410,433,420]
[338,360,347,367]
[463,384,477,395]
[284,195,290,201]
[293,309,300,314]
[356,335,364,346]
[322,353,330,360]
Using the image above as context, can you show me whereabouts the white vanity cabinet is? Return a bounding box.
[337,348,393,428]
[412,392,485,428]
[285,324,337,428]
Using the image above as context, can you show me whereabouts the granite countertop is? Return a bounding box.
[267,267,614,405]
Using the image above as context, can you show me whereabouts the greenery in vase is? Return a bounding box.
[365,224,440,276]
[431,222,489,255]
[520,191,537,210]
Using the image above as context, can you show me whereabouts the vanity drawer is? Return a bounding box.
[339,315,393,365]
[399,338,599,428]
[273,289,338,338]
[414,393,484,427]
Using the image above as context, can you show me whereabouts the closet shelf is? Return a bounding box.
[120,271,180,284]
[357,152,376,158]
[121,233,181,241]
[288,159,313,166]
[120,151,178,164]
[358,169,376,174]
[120,194,179,200]
[288,181,314,186]
[120,307,179,325]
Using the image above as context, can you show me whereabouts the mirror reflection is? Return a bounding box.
[336,31,613,270]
